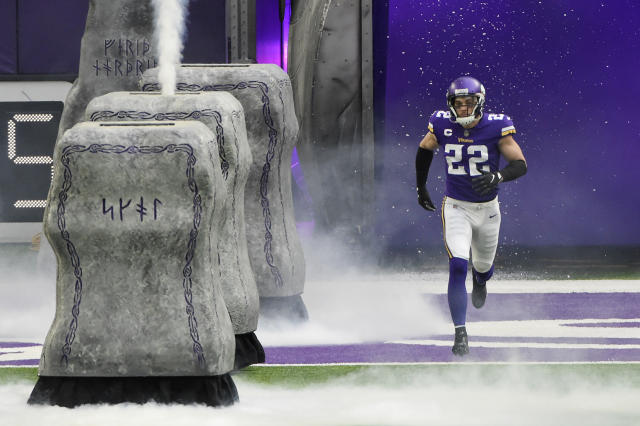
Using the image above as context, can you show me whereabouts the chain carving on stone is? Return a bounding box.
[57,143,207,368]
[89,109,229,179]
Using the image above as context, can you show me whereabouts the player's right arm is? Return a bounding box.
[419,131,439,151]
[415,126,439,212]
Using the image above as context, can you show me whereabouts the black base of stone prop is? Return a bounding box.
[27,374,238,408]
[234,332,265,370]
[259,294,309,322]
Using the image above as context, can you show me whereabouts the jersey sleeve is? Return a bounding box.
[427,110,439,135]
[499,115,516,137]
[428,110,450,145]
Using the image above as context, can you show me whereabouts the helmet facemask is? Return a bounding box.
[447,93,485,126]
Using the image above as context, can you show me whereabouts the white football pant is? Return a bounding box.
[441,196,500,273]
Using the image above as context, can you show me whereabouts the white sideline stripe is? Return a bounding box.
[307,278,640,294]
[0,365,38,368]
[414,279,640,294]
[256,361,640,367]
[0,346,42,362]
[0,338,44,344]
[388,339,640,350]
[467,318,640,339]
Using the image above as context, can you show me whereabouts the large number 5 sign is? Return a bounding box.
[8,113,55,209]
[444,143,490,176]
[0,101,62,223]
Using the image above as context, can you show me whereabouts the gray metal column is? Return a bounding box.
[288,0,375,246]
[226,0,256,63]
[360,0,375,245]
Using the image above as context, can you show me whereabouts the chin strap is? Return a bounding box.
[455,116,477,126]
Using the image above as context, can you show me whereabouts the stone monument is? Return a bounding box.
[57,0,158,139]
[28,121,237,407]
[85,91,264,368]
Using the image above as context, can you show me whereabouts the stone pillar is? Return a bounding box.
[28,121,237,407]
[85,91,264,368]
[142,64,307,321]
[57,0,158,139]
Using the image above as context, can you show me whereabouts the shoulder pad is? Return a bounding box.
[486,113,511,122]
[428,110,450,134]
[486,113,516,137]
[434,110,451,119]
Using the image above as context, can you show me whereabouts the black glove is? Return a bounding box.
[471,170,503,195]
[417,186,436,211]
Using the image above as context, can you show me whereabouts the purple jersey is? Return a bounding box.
[428,110,516,202]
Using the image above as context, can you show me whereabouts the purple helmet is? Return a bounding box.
[446,76,486,125]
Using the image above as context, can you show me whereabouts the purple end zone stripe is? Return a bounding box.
[265,344,430,364]
[265,343,640,364]
[0,342,42,349]
[0,359,39,366]
[425,293,640,321]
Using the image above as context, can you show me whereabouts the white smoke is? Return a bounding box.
[151,0,190,95]
[3,371,640,426]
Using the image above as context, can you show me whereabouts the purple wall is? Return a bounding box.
[256,0,289,67]
[377,0,640,248]
[0,0,226,76]
[0,1,17,73]
[181,0,226,64]
[18,0,88,74]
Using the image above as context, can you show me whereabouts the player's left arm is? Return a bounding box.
[472,135,527,195]
[496,135,527,182]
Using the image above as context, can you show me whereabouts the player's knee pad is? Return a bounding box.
[472,261,493,275]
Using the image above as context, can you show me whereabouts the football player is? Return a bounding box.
[415,76,527,356]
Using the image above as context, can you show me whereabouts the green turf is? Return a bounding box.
[0,368,38,384]
[4,364,640,391]
[234,364,640,389]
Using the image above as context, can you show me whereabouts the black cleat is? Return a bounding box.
[471,269,487,309]
[452,327,469,356]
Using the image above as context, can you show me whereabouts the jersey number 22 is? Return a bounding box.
[444,144,489,176]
